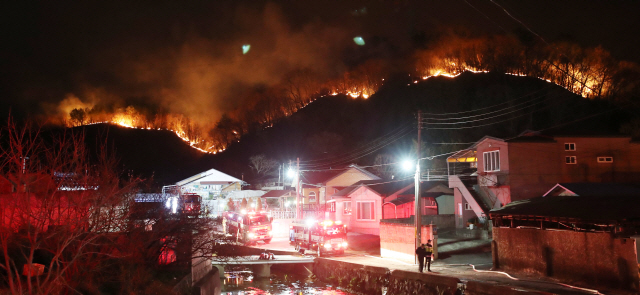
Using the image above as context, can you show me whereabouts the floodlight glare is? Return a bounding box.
[402,159,414,171]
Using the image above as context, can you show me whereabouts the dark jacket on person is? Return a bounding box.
[415,246,427,258]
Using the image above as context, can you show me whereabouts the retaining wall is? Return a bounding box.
[386,269,460,295]
[380,222,436,262]
[493,227,640,291]
[313,259,389,294]
[313,258,461,295]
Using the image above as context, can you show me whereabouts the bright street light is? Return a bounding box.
[402,159,414,171]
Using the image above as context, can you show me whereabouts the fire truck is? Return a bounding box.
[290,219,348,256]
[223,211,273,245]
[180,193,201,215]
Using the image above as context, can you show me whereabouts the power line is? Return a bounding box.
[422,84,555,116]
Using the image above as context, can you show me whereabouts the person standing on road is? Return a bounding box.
[415,244,427,273]
[424,239,433,272]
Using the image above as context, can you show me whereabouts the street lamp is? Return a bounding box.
[287,158,301,220]
[401,159,413,172]
[403,158,422,252]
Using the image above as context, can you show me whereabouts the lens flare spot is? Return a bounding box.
[353,36,365,46]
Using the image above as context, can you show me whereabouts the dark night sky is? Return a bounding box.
[2,0,639,123]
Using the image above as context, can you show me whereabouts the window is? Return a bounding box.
[464,203,472,210]
[483,151,500,172]
[343,201,351,215]
[564,143,576,151]
[597,157,613,163]
[309,192,316,203]
[565,156,577,164]
[356,201,375,220]
[329,202,336,212]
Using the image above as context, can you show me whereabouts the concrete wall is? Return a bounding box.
[493,227,640,291]
[436,194,454,215]
[453,188,476,228]
[314,258,389,294]
[313,258,460,295]
[380,222,436,263]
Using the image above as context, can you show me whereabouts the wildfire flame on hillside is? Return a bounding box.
[63,36,630,155]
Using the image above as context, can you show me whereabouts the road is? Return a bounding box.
[244,233,631,295]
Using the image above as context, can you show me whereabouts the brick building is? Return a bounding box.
[447,132,640,227]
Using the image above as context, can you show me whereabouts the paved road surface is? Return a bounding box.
[245,233,633,295]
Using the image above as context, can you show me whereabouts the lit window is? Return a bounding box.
[464,203,472,210]
[565,156,577,164]
[356,201,374,220]
[564,143,576,151]
[597,157,613,163]
[329,202,336,212]
[343,201,351,215]
[309,192,316,203]
[483,150,500,172]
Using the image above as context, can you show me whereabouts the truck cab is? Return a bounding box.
[291,219,348,256]
[223,211,273,245]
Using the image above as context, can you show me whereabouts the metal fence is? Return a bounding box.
[269,210,296,219]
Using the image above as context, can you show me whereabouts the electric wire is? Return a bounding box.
[297,120,414,165]
[424,90,556,121]
[299,118,415,162]
[422,84,555,116]
[298,128,414,169]
[422,92,565,125]
[297,123,416,169]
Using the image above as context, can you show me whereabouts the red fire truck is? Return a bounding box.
[290,219,348,256]
[223,211,273,245]
[181,193,201,215]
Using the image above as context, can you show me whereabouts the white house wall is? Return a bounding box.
[347,186,382,235]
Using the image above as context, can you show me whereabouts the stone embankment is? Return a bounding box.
[313,258,549,295]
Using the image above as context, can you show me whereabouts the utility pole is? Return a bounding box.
[414,110,422,262]
[278,163,282,189]
[296,158,301,220]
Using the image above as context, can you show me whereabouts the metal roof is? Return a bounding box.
[490,194,640,222]
[260,190,295,198]
[176,168,242,186]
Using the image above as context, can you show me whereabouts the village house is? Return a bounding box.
[259,189,296,211]
[167,168,243,199]
[293,164,381,216]
[161,168,257,216]
[326,178,454,235]
[447,132,640,227]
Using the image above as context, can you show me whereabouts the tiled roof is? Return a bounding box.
[260,190,294,198]
[490,194,640,222]
[329,179,450,199]
[544,183,640,197]
[300,164,381,185]
[300,170,343,185]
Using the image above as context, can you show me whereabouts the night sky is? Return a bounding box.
[2,0,639,124]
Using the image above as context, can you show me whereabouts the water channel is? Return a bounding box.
[219,265,358,295]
